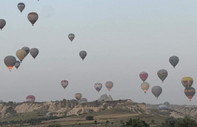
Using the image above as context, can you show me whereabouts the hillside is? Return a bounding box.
[0,100,196,126]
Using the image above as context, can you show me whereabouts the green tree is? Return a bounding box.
[123,118,149,127]
[176,115,197,127]
[161,117,176,127]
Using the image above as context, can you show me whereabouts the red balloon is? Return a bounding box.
[139,72,148,82]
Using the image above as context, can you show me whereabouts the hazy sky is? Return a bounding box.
[1,0,197,105]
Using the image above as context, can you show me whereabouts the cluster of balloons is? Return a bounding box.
[181,77,195,101]
[94,81,114,93]
[60,80,113,101]
[139,72,149,93]
[1,2,39,30]
[68,33,87,60]
[4,47,39,71]
[139,56,182,99]
[17,2,39,26]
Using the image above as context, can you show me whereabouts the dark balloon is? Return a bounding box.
[4,56,16,71]
[169,56,179,68]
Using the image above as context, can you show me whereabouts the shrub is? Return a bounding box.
[86,115,94,120]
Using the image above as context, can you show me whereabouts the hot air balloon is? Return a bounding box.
[80,98,88,103]
[157,69,168,82]
[79,50,87,60]
[4,56,16,71]
[163,101,170,107]
[158,105,168,110]
[61,80,68,89]
[22,47,30,55]
[27,12,38,26]
[184,87,195,101]
[151,86,162,99]
[94,83,102,92]
[17,3,25,12]
[181,77,193,89]
[30,48,39,59]
[141,82,150,93]
[139,72,148,82]
[0,19,6,30]
[75,93,82,100]
[169,56,179,68]
[105,81,113,91]
[15,61,20,69]
[26,95,35,102]
[68,33,75,42]
[16,49,27,62]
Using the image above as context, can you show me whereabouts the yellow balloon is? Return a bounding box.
[181,77,193,89]
[16,49,27,61]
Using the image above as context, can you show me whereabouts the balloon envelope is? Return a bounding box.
[68,33,75,42]
[181,77,193,89]
[15,61,20,69]
[0,19,6,30]
[169,56,179,68]
[151,86,162,99]
[79,50,87,60]
[22,47,30,55]
[30,48,39,59]
[141,82,150,93]
[94,83,102,92]
[105,81,113,91]
[184,87,195,101]
[17,3,25,12]
[158,105,168,110]
[16,49,27,62]
[157,69,168,82]
[163,101,170,107]
[27,12,38,26]
[75,93,82,100]
[61,80,68,89]
[79,98,88,103]
[139,72,148,82]
[4,56,16,70]
[26,95,35,102]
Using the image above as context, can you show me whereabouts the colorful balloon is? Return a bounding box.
[181,77,193,89]
[157,69,168,82]
[94,83,102,92]
[184,87,195,101]
[141,82,150,93]
[27,12,38,26]
[61,80,68,89]
[139,72,148,82]
[151,86,162,99]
